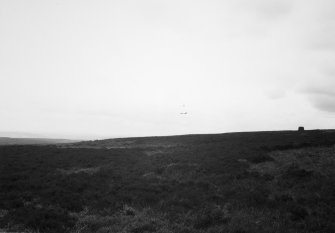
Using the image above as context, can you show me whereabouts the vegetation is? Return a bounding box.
[1,130,335,232]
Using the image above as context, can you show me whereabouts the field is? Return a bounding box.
[1,130,335,233]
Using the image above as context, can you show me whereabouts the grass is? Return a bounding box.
[1,130,335,232]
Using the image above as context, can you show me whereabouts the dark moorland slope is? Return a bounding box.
[1,130,335,233]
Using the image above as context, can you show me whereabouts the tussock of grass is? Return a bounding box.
[57,167,101,175]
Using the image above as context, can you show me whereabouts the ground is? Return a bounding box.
[1,130,335,233]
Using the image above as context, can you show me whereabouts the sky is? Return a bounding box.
[1,0,335,140]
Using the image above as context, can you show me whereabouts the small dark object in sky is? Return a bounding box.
[298,126,304,132]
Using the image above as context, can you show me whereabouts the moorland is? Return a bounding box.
[1,130,335,233]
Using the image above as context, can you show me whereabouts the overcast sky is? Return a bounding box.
[1,0,335,139]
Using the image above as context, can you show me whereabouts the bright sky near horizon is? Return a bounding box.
[1,0,335,139]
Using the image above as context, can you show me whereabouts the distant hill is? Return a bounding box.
[69,129,335,149]
[0,137,79,145]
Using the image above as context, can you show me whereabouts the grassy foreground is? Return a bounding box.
[1,130,335,233]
